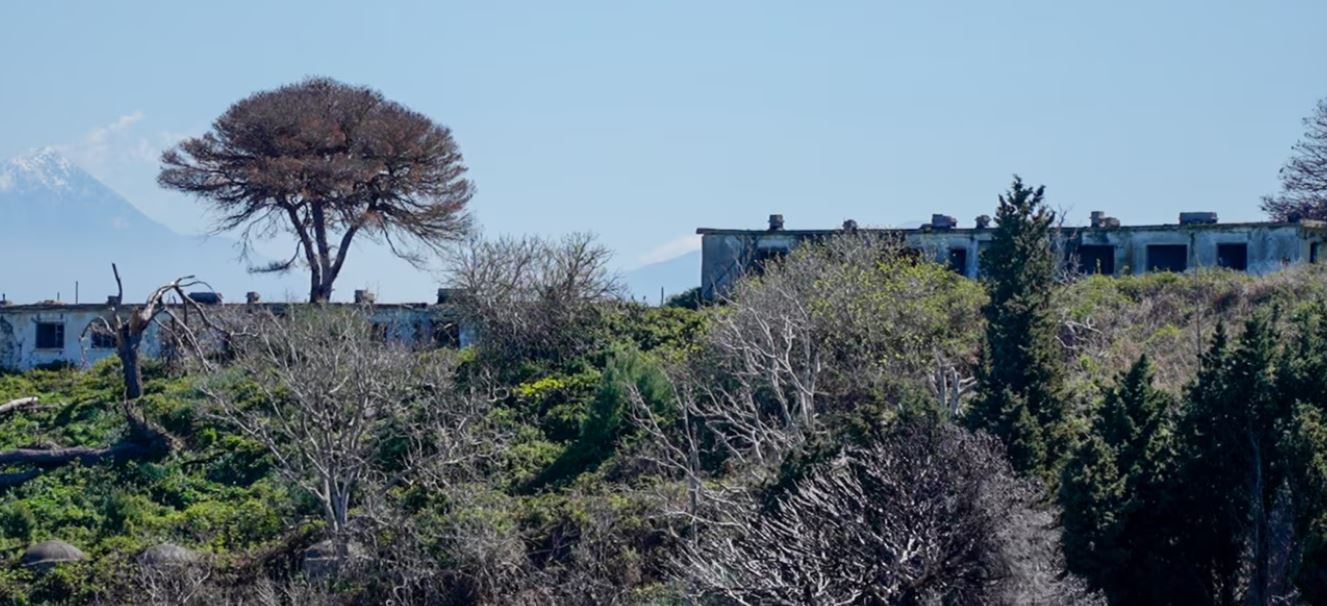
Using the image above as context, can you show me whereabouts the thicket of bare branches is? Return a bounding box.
[445,232,623,370]
[666,234,984,477]
[200,308,485,539]
[678,423,1100,605]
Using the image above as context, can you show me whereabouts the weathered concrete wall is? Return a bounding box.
[0,307,164,371]
[699,222,1327,300]
[1075,224,1307,276]
[0,304,469,372]
[0,316,16,370]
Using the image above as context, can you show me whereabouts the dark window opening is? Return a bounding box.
[90,330,117,349]
[752,247,789,275]
[1312,242,1321,264]
[35,322,65,349]
[1146,244,1188,273]
[1076,245,1116,275]
[947,248,968,274]
[1216,243,1248,271]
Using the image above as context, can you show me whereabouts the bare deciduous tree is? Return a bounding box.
[201,308,463,539]
[160,77,475,303]
[1263,98,1327,221]
[85,263,218,399]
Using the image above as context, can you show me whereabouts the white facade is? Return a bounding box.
[0,305,166,371]
[0,302,466,372]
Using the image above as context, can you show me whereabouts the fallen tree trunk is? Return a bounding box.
[0,403,176,490]
[0,441,154,466]
[0,397,52,417]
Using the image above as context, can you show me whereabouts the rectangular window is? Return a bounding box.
[90,330,117,349]
[1146,244,1188,273]
[35,322,64,349]
[1216,243,1248,271]
[1312,242,1321,264]
[1076,245,1116,275]
[947,248,968,275]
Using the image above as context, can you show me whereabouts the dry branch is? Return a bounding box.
[0,397,51,417]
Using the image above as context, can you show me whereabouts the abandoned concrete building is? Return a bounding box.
[0,289,468,372]
[698,212,1327,300]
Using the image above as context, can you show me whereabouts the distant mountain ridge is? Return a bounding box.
[0,148,292,304]
[624,250,700,304]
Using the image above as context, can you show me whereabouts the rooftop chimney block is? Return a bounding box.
[437,288,462,305]
[353,290,376,305]
[187,292,222,305]
[245,292,261,304]
[930,214,957,230]
[975,215,992,229]
[768,214,784,231]
[1179,212,1219,226]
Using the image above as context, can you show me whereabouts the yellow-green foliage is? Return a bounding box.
[1056,265,1327,395]
[0,359,301,600]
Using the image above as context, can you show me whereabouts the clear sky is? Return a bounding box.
[3,1,1326,299]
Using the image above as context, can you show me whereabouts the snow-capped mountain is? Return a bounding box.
[0,148,292,304]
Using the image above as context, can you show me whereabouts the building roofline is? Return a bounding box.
[697,219,1327,237]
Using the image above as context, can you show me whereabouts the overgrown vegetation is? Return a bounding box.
[7,220,1327,604]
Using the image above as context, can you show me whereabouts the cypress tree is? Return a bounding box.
[1173,317,1286,605]
[1279,305,1327,600]
[967,176,1070,482]
[1060,355,1176,603]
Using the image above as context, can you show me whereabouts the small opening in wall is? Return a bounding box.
[1076,245,1116,275]
[1146,244,1188,273]
[947,248,968,274]
[90,330,116,349]
[1216,243,1248,271]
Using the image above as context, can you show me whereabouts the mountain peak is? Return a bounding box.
[1,147,80,192]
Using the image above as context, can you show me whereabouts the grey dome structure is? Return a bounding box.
[20,540,86,570]
[137,543,203,567]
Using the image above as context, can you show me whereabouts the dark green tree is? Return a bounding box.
[1060,355,1177,604]
[1279,305,1327,600]
[1172,317,1287,605]
[967,176,1071,482]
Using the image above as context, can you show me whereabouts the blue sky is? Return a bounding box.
[2,1,1326,299]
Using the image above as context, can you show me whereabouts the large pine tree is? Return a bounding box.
[967,176,1071,482]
